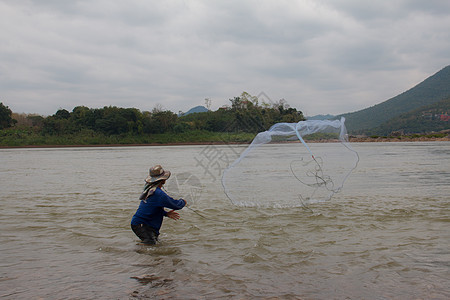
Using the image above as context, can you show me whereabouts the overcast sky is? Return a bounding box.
[1,0,449,117]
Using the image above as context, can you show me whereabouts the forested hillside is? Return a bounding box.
[368,97,449,135]
[339,65,450,133]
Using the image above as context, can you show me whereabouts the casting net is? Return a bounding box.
[221,118,359,207]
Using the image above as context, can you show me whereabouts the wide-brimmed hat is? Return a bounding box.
[145,165,171,183]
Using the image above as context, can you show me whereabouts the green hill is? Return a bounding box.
[368,97,449,136]
[183,105,208,115]
[338,65,450,134]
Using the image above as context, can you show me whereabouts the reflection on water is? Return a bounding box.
[0,142,449,299]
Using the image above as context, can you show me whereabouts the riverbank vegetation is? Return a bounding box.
[2,90,448,147]
[0,92,304,147]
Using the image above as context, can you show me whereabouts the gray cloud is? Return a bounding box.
[1,0,449,117]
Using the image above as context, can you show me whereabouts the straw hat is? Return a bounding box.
[145,165,171,183]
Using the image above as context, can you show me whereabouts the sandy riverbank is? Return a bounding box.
[348,136,450,142]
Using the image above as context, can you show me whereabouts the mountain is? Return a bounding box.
[369,97,449,135]
[338,65,450,133]
[183,106,208,116]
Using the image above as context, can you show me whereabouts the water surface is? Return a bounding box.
[0,142,449,299]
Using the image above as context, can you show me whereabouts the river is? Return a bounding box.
[0,142,449,299]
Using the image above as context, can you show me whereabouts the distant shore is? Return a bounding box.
[0,141,248,149]
[348,136,450,143]
[1,136,449,149]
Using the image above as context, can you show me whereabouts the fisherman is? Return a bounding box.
[131,165,186,244]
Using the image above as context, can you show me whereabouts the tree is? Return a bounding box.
[0,102,16,129]
[94,106,131,135]
[27,115,44,128]
[54,109,71,119]
[72,106,95,129]
[151,110,178,133]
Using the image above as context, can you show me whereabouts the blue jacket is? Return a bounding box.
[131,187,185,234]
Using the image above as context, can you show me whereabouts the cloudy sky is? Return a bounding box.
[1,0,449,117]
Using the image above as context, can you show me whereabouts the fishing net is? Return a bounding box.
[221,118,359,207]
[164,172,203,206]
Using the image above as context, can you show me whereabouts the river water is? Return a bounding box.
[0,142,448,299]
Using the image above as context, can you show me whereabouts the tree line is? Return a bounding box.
[0,92,305,137]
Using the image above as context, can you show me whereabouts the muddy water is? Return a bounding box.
[0,142,448,299]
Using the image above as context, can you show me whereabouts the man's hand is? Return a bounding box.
[166,210,180,220]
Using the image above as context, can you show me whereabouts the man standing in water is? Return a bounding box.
[131,165,186,244]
